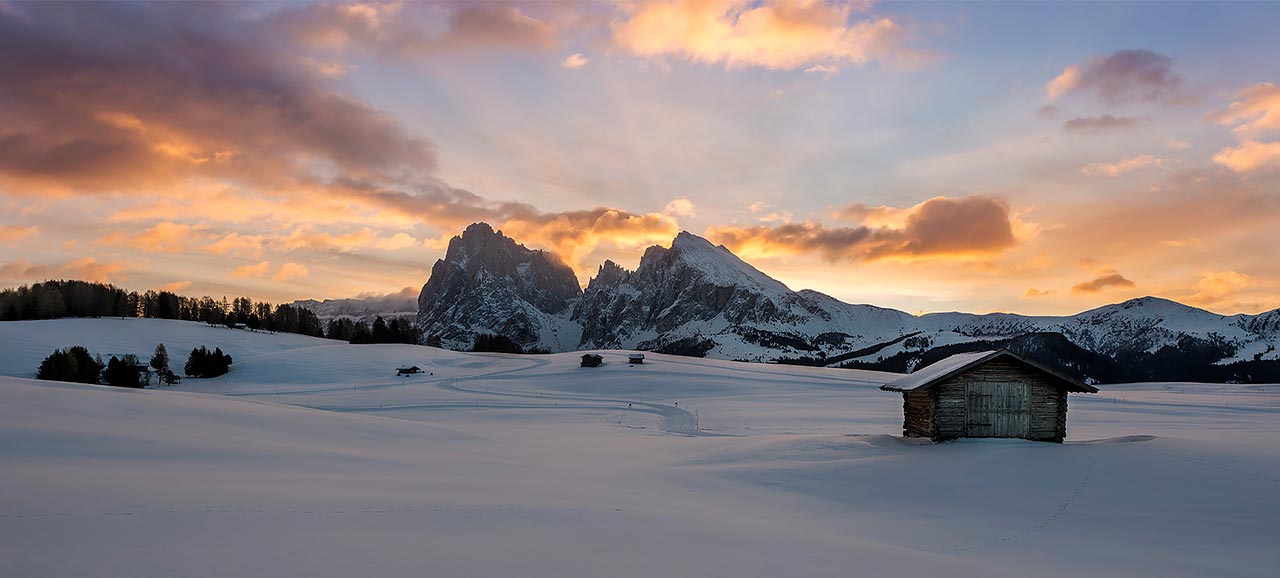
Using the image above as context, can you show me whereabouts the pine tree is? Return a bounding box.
[150,343,173,384]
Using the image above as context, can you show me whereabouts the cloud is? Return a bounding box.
[1071,269,1135,294]
[282,227,418,253]
[610,0,916,70]
[1206,84,1280,174]
[0,224,37,241]
[231,261,273,279]
[1081,154,1165,176]
[272,262,310,282]
[707,195,1019,262]
[158,280,192,293]
[1165,139,1191,150]
[1183,270,1255,312]
[663,197,696,217]
[97,221,205,253]
[1062,115,1139,132]
[1022,288,1055,299]
[1213,140,1280,173]
[562,52,590,69]
[1044,50,1185,104]
[1205,82,1280,135]
[0,2,436,197]
[273,3,559,56]
[497,208,682,274]
[0,257,129,284]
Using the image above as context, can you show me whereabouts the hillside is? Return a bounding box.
[1,318,1278,578]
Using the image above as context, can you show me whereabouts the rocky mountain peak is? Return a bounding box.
[416,222,582,351]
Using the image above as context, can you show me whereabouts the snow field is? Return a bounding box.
[1,318,1278,577]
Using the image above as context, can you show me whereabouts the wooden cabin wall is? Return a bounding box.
[902,391,933,437]
[927,358,1068,442]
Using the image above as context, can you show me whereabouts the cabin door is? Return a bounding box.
[965,382,1030,438]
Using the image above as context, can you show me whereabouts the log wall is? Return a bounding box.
[904,358,1068,443]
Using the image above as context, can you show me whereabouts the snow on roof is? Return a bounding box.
[879,350,1098,393]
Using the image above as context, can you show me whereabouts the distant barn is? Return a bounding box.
[396,365,423,376]
[580,354,603,367]
[880,350,1098,443]
[628,353,645,365]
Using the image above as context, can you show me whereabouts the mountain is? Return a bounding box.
[291,287,418,325]
[416,223,1280,383]
[573,231,913,359]
[417,223,582,351]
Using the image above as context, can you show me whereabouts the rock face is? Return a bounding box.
[573,231,910,358]
[416,223,1280,382]
[416,223,582,351]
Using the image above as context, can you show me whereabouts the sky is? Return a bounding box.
[2,0,1279,316]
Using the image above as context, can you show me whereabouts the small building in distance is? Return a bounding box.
[396,365,423,376]
[628,353,645,365]
[580,353,604,368]
[879,350,1099,443]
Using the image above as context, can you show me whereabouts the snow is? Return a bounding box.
[880,350,999,391]
[2,318,1279,578]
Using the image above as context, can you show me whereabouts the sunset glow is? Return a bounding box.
[2,0,1279,315]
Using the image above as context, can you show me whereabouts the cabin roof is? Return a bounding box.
[396,365,421,370]
[628,353,644,358]
[581,353,603,359]
[878,349,1099,393]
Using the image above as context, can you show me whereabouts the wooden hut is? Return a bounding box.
[628,353,645,365]
[396,365,423,376]
[580,353,603,367]
[879,350,1098,443]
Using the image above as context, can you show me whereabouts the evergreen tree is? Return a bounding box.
[149,343,175,384]
[184,345,233,378]
[102,354,144,388]
[36,346,104,384]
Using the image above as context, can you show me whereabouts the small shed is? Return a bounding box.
[879,350,1098,443]
[628,353,645,365]
[396,365,423,376]
[580,353,603,368]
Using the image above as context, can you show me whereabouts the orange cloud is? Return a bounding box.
[1184,270,1254,312]
[97,221,205,253]
[498,208,681,275]
[1205,82,1280,135]
[0,224,37,241]
[231,261,273,279]
[0,257,129,284]
[1022,288,1055,299]
[157,280,192,293]
[1213,140,1280,173]
[272,262,310,282]
[610,0,914,70]
[562,53,590,69]
[1080,154,1164,176]
[1071,269,1135,294]
[273,3,559,56]
[709,195,1020,262]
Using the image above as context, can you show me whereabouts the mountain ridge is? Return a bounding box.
[415,223,1280,383]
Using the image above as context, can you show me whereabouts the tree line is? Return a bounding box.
[0,280,418,345]
[37,343,229,388]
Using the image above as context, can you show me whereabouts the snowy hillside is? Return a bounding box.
[2,318,1278,578]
